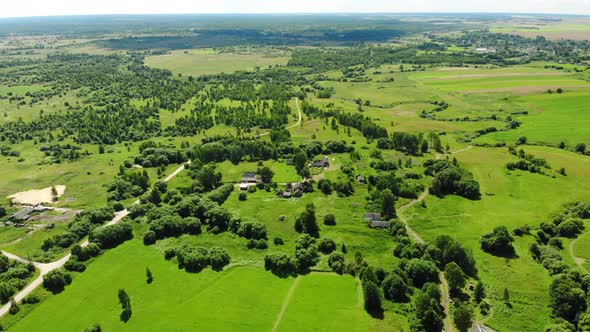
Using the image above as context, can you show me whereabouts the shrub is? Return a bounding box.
[404,258,439,288]
[382,273,410,302]
[208,247,230,271]
[318,238,337,254]
[480,226,515,257]
[43,270,72,294]
[237,220,267,240]
[143,231,157,245]
[323,214,336,226]
[64,259,86,272]
[90,223,133,249]
[556,219,584,238]
[327,252,345,274]
[273,237,284,245]
[239,193,247,201]
[247,239,268,250]
[264,253,296,277]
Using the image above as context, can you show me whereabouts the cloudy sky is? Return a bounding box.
[2,0,590,18]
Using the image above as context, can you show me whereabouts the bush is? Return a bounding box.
[265,253,296,277]
[64,259,86,272]
[247,239,268,250]
[237,220,267,240]
[327,252,345,274]
[556,218,584,238]
[382,273,410,302]
[90,222,133,249]
[22,294,40,304]
[208,247,230,271]
[149,216,201,239]
[318,238,337,254]
[480,226,515,257]
[323,214,336,226]
[239,193,247,201]
[143,231,157,245]
[43,270,72,294]
[273,237,284,245]
[404,258,439,288]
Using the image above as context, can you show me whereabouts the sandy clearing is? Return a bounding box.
[8,185,66,205]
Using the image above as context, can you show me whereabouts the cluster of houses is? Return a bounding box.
[277,182,305,198]
[286,156,331,168]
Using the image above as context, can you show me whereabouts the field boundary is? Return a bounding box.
[271,276,300,332]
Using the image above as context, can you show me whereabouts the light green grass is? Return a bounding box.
[0,227,28,245]
[277,273,375,332]
[145,49,289,76]
[475,91,590,146]
[7,238,382,332]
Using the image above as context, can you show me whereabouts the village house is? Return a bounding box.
[364,212,391,228]
[310,156,330,168]
[241,172,261,184]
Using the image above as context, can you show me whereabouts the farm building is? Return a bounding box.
[310,157,330,168]
[369,221,391,229]
[11,207,35,222]
[363,212,382,222]
[241,172,261,183]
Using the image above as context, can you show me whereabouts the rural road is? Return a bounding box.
[0,161,191,318]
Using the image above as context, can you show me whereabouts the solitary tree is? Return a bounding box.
[146,267,153,284]
[503,288,510,304]
[363,280,382,317]
[453,302,473,332]
[381,189,396,220]
[445,262,466,294]
[118,288,132,322]
[474,282,485,303]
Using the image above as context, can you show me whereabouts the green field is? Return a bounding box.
[405,146,590,331]
[7,238,379,332]
[145,49,290,76]
[474,91,590,146]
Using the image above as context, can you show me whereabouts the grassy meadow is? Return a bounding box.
[6,238,385,332]
[145,49,290,77]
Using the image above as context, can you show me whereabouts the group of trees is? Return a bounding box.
[0,255,36,304]
[41,208,115,259]
[166,245,230,273]
[506,147,552,175]
[527,202,590,329]
[294,204,321,238]
[425,159,481,200]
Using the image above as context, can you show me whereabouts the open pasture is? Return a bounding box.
[6,238,380,332]
[475,91,590,146]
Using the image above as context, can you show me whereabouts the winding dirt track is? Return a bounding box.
[396,145,473,332]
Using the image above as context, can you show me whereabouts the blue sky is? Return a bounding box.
[2,0,590,18]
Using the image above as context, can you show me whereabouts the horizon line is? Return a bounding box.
[1,11,590,20]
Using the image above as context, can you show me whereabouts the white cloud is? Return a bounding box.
[1,0,590,18]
